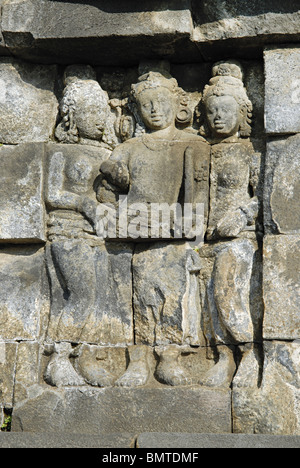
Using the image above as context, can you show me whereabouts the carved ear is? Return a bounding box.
[176,107,193,127]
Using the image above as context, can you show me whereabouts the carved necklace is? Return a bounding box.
[141,129,179,151]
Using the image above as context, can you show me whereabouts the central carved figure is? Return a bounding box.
[99,67,210,386]
[101,70,193,207]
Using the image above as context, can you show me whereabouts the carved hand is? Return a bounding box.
[79,197,98,226]
[216,209,248,238]
[100,160,130,190]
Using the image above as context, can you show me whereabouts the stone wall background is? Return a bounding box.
[0,0,299,435]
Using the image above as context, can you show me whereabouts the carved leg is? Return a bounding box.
[50,239,97,340]
[115,345,151,388]
[155,345,193,386]
[213,240,255,344]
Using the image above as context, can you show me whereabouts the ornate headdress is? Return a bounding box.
[200,60,253,138]
[130,67,192,134]
[131,71,179,99]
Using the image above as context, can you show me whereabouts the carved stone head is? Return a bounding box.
[55,65,110,145]
[130,71,191,134]
[200,61,253,141]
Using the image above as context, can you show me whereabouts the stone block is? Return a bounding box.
[0,59,58,144]
[137,432,300,449]
[0,246,49,341]
[264,135,300,234]
[11,386,232,434]
[1,0,195,66]
[233,341,300,435]
[13,342,42,405]
[0,432,136,448]
[0,144,46,243]
[0,341,17,408]
[192,2,300,61]
[264,47,300,135]
[263,235,300,340]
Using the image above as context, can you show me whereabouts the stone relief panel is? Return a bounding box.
[0,59,265,397]
[2,52,298,437]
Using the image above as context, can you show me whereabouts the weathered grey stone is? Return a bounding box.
[1,0,195,65]
[0,246,49,341]
[113,344,220,390]
[263,235,300,340]
[0,144,46,243]
[193,0,300,24]
[137,432,300,449]
[264,135,300,234]
[193,2,300,61]
[204,239,259,345]
[0,59,58,144]
[265,47,300,135]
[12,386,232,434]
[233,341,300,435]
[13,342,42,405]
[0,341,17,408]
[0,432,136,448]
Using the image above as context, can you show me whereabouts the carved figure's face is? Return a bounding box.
[75,94,108,141]
[206,95,241,138]
[136,87,177,131]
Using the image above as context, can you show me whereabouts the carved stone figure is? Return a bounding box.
[99,66,211,387]
[44,66,134,387]
[199,61,261,387]
[55,65,118,149]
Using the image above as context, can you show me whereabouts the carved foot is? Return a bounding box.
[115,345,151,388]
[233,343,261,389]
[155,346,193,386]
[199,346,236,388]
[44,342,86,387]
[79,365,115,388]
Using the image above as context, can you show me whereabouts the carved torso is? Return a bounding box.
[46,146,111,240]
[109,130,210,207]
[208,141,254,234]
